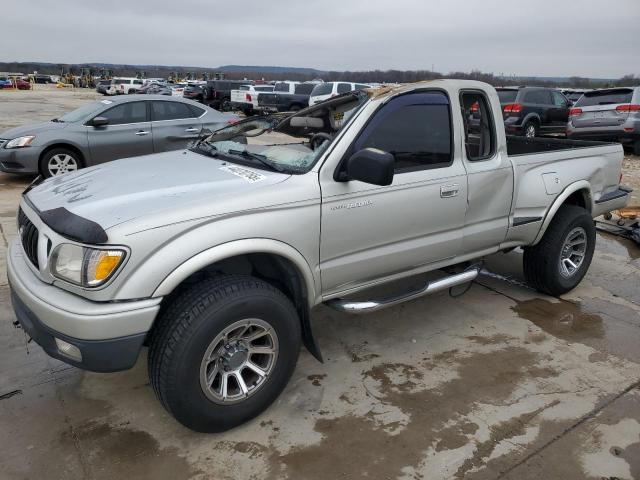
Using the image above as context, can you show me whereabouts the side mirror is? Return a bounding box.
[345,148,394,186]
[91,116,109,127]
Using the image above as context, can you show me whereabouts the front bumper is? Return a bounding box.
[7,239,162,372]
[0,146,43,174]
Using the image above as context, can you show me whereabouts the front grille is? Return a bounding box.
[17,208,39,268]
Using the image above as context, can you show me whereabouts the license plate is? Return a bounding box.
[595,111,606,119]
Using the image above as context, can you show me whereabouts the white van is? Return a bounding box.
[308,82,370,106]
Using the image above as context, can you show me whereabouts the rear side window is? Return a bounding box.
[460,91,496,161]
[551,91,569,107]
[311,83,333,96]
[239,85,250,91]
[188,104,206,117]
[255,86,273,92]
[151,101,196,121]
[575,89,634,107]
[497,90,518,104]
[134,79,143,85]
[355,84,369,90]
[355,92,452,173]
[100,101,148,125]
[274,82,292,92]
[523,90,552,104]
[337,83,352,94]
[294,83,315,95]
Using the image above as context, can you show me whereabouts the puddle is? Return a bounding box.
[513,298,640,363]
[270,347,553,479]
[597,231,640,261]
[60,421,200,479]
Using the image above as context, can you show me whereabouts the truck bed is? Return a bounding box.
[506,136,612,156]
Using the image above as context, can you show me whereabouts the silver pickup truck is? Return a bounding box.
[8,80,631,432]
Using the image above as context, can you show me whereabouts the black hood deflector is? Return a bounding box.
[39,207,108,244]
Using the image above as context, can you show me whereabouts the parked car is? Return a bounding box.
[257,82,316,112]
[141,84,172,95]
[32,74,53,84]
[0,78,31,90]
[560,88,588,104]
[183,84,206,102]
[96,79,117,96]
[203,80,253,111]
[496,86,571,137]
[112,77,145,95]
[308,81,370,106]
[7,81,630,432]
[0,95,237,177]
[171,83,187,97]
[567,87,640,155]
[230,84,275,114]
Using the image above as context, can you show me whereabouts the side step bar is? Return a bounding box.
[324,268,479,314]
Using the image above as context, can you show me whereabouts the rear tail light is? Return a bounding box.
[246,93,252,102]
[615,104,640,113]
[503,103,523,115]
[569,108,583,117]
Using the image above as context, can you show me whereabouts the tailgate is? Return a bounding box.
[230,90,249,104]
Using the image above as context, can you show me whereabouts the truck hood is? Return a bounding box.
[1,121,67,139]
[26,149,291,232]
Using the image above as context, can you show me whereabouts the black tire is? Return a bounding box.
[148,275,301,432]
[39,147,83,178]
[523,204,595,296]
[523,120,539,138]
[633,140,640,156]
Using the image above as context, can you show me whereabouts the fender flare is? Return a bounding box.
[521,112,541,127]
[153,238,318,303]
[532,180,592,245]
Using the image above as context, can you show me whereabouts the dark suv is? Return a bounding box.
[203,80,253,111]
[497,87,571,137]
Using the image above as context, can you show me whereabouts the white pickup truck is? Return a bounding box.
[229,84,275,114]
[8,80,630,432]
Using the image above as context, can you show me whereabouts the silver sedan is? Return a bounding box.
[0,95,238,177]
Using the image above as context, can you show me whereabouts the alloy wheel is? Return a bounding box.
[48,154,78,176]
[199,319,278,405]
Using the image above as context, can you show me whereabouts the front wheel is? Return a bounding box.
[148,275,301,432]
[39,148,82,177]
[523,204,595,296]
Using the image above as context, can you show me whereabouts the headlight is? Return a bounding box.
[51,244,125,287]
[5,135,35,148]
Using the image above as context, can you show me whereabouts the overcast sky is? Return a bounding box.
[3,0,639,78]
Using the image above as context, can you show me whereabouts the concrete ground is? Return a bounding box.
[1,88,640,480]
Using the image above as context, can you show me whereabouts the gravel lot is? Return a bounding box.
[1,87,639,480]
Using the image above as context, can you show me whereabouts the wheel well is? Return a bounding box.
[563,189,591,213]
[156,253,322,361]
[39,144,85,169]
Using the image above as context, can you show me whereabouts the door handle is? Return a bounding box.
[135,130,150,136]
[184,127,199,133]
[440,184,460,198]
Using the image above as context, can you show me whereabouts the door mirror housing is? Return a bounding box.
[345,148,394,186]
[90,116,109,127]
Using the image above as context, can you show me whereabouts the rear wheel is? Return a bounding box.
[523,204,595,296]
[148,275,301,432]
[523,121,538,138]
[39,148,82,177]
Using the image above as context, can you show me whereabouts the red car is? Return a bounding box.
[1,79,31,90]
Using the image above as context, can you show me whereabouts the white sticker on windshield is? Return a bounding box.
[100,99,113,104]
[219,165,266,183]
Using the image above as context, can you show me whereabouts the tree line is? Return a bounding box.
[0,62,636,88]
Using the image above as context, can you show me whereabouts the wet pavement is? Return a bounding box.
[1,89,640,479]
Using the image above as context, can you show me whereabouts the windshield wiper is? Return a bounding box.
[190,142,218,158]
[51,118,64,123]
[227,149,285,173]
